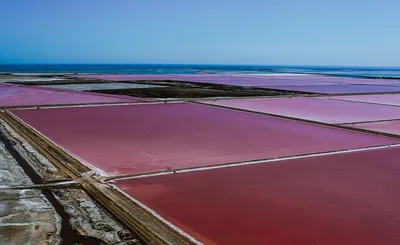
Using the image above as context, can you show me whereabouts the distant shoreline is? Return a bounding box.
[1,64,400,79]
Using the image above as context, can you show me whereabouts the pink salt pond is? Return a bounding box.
[272,76,400,86]
[73,74,400,90]
[73,74,329,87]
[10,103,399,176]
[330,94,400,106]
[0,84,141,108]
[258,84,400,94]
[350,120,400,136]
[204,97,400,124]
[115,146,400,245]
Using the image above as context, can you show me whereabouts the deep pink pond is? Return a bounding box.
[11,103,399,176]
[115,146,400,245]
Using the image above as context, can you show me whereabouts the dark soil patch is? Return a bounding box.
[90,80,307,98]
[91,87,299,98]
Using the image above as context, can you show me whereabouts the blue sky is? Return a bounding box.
[1,0,399,66]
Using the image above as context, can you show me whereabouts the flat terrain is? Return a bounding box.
[2,73,400,245]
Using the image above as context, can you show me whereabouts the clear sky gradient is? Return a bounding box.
[1,0,399,66]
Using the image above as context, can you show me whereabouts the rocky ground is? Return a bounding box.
[0,141,61,245]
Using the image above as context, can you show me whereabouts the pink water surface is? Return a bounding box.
[272,76,400,85]
[72,74,333,86]
[204,97,400,124]
[330,94,400,106]
[74,74,400,87]
[115,146,400,245]
[259,84,400,94]
[0,84,141,107]
[351,120,400,136]
[11,103,399,176]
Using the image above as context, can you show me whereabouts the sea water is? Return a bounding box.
[1,64,400,78]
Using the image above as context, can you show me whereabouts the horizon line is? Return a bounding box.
[1,63,400,69]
